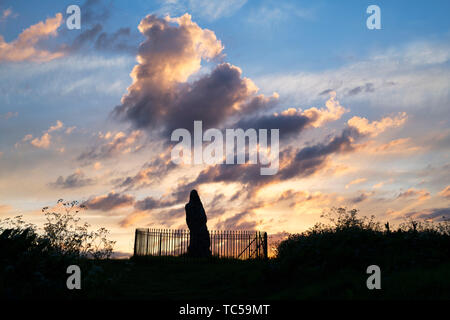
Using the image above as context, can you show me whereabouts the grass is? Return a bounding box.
[2,207,450,300]
[56,257,450,300]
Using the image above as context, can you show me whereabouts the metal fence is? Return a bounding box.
[134,228,268,259]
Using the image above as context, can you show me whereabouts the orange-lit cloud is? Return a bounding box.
[372,179,394,189]
[119,210,148,228]
[348,112,407,137]
[30,132,51,149]
[297,91,348,127]
[0,13,64,62]
[21,120,64,149]
[0,8,17,22]
[397,188,430,201]
[48,120,63,132]
[93,162,103,170]
[439,186,450,199]
[360,138,421,155]
[83,192,135,211]
[78,130,144,163]
[114,13,278,138]
[136,13,224,85]
[277,189,336,206]
[345,178,367,189]
[0,111,18,120]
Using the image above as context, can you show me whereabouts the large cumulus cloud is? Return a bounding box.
[109,13,411,229]
[113,13,278,136]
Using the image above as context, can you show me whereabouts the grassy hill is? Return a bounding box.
[1,207,449,300]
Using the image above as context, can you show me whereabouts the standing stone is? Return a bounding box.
[185,190,212,257]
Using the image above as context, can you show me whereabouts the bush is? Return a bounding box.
[277,207,450,273]
[0,200,116,298]
[42,199,115,259]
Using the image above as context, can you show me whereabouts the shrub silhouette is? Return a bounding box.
[277,207,450,273]
[0,200,116,298]
[42,199,115,259]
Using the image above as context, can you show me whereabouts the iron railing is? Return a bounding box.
[134,228,268,259]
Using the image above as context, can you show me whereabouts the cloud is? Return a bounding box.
[94,27,135,52]
[113,14,278,137]
[172,110,404,199]
[373,179,393,189]
[93,162,102,170]
[116,150,176,190]
[0,8,17,22]
[134,196,178,211]
[0,13,64,62]
[179,127,358,199]
[119,204,186,228]
[190,0,247,20]
[247,2,314,24]
[82,192,135,211]
[236,91,347,140]
[348,112,407,137]
[347,83,375,96]
[0,1,135,63]
[118,210,148,228]
[406,207,450,222]
[277,127,357,181]
[70,24,103,51]
[350,191,374,204]
[22,134,33,142]
[160,0,247,21]
[78,130,144,163]
[361,138,420,155]
[48,120,64,132]
[65,126,76,134]
[276,189,337,209]
[69,23,136,54]
[0,111,18,120]
[256,42,450,109]
[214,211,259,230]
[111,13,413,203]
[81,0,111,24]
[30,132,51,149]
[105,13,439,232]
[63,0,139,54]
[439,186,450,199]
[49,169,95,189]
[397,188,430,201]
[345,178,367,189]
[21,120,64,149]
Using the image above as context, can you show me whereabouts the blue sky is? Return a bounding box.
[2,0,449,73]
[0,0,449,255]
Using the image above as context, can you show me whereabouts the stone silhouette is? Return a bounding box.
[185,190,212,257]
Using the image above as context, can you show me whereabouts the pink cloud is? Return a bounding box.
[0,13,64,62]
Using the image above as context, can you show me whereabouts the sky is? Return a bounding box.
[0,0,449,256]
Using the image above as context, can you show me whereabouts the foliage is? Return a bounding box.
[42,199,115,259]
[277,207,450,273]
[0,200,116,298]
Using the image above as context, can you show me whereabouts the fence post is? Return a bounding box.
[263,232,268,260]
[133,229,138,256]
[159,231,162,256]
[145,228,149,256]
